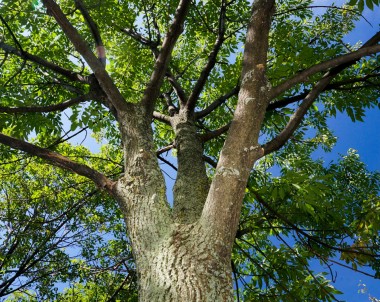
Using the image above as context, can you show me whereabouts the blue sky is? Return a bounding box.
[310,2,380,300]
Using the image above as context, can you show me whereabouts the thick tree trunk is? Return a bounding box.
[114,185,235,301]
[113,105,233,301]
[121,211,234,301]
[137,235,233,301]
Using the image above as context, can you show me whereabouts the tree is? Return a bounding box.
[0,0,379,300]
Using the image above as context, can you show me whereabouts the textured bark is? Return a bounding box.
[114,106,232,301]
[124,223,233,301]
[172,109,209,224]
[1,1,380,300]
[115,106,173,249]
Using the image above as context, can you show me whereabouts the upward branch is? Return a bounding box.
[185,0,227,112]
[263,31,380,155]
[42,0,128,115]
[264,74,332,155]
[141,0,191,117]
[201,0,275,251]
[195,86,239,119]
[74,0,107,66]
[0,42,88,83]
[0,133,115,192]
[270,43,380,99]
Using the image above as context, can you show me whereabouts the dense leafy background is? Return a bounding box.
[0,0,379,300]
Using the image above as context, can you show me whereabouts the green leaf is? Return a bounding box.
[358,0,365,11]
[366,0,374,9]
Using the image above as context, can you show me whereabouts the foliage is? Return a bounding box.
[0,0,379,301]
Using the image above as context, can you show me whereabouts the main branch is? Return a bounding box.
[201,0,275,253]
[0,133,115,192]
[42,0,128,114]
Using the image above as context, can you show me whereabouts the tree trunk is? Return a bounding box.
[114,184,235,301]
[125,216,234,301]
[112,106,232,301]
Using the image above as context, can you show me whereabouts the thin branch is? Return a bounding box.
[157,144,174,156]
[275,5,372,27]
[105,274,131,302]
[195,86,239,119]
[161,92,179,116]
[141,0,191,116]
[0,133,115,192]
[262,33,380,154]
[142,1,153,44]
[264,32,380,154]
[157,154,177,171]
[74,0,106,66]
[119,27,159,48]
[262,208,341,301]
[186,0,227,112]
[231,260,240,302]
[0,14,24,52]
[203,155,217,168]
[166,70,188,106]
[192,3,215,34]
[267,73,380,111]
[234,242,301,302]
[269,43,380,99]
[0,42,88,83]
[263,74,332,155]
[4,58,27,86]
[153,111,172,124]
[48,125,90,149]
[0,93,93,114]
[200,123,230,142]
[251,190,379,259]
[324,257,377,278]
[0,204,82,295]
[0,52,8,69]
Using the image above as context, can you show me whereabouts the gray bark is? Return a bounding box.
[124,223,233,301]
[172,109,210,224]
[113,103,233,301]
[1,0,378,300]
